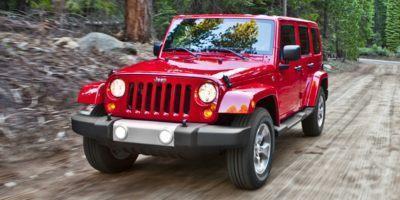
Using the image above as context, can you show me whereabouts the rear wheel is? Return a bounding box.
[302,89,326,136]
[83,137,138,173]
[227,108,275,190]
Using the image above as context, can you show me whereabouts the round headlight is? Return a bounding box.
[198,83,217,103]
[110,79,125,97]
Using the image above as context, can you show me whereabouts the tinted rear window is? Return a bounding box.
[299,26,310,55]
[311,28,321,54]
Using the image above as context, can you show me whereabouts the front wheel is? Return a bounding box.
[227,108,275,190]
[83,137,138,173]
[302,89,326,137]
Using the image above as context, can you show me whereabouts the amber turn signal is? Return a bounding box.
[251,100,256,109]
[210,103,217,111]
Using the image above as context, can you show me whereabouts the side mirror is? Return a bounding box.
[282,45,301,62]
[153,42,162,57]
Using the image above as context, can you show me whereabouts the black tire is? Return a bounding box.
[227,108,275,190]
[83,137,138,173]
[302,89,326,137]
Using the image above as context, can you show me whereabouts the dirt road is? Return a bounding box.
[1,59,399,200]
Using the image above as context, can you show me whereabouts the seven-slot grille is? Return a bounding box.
[126,81,192,117]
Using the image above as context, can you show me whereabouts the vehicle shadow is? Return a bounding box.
[62,126,322,197]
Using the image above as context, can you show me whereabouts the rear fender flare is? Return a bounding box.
[304,71,328,107]
[77,82,106,105]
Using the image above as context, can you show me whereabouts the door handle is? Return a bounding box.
[307,63,315,68]
[294,66,302,71]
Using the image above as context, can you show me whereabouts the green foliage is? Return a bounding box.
[386,0,400,51]
[2,0,389,60]
[359,44,391,56]
[358,0,375,46]
[328,0,364,59]
[154,0,381,60]
[65,0,117,15]
[153,0,177,38]
[30,0,52,10]
[24,0,119,15]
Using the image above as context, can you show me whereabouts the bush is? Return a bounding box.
[359,44,391,57]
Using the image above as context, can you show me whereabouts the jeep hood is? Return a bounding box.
[116,58,275,83]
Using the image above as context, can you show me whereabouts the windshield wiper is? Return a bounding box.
[206,48,247,60]
[164,47,198,58]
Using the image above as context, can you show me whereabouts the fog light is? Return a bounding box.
[203,109,213,119]
[159,130,173,144]
[106,103,116,112]
[114,126,127,140]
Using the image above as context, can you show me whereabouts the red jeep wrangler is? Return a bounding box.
[72,14,328,190]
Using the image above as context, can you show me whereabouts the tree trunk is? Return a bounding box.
[283,0,287,16]
[125,0,153,42]
[0,0,9,10]
[53,0,66,26]
[16,0,29,12]
[322,4,328,39]
[210,0,220,13]
[190,0,203,14]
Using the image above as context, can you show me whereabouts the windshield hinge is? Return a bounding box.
[222,75,233,88]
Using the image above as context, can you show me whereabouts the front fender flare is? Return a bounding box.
[218,84,278,114]
[77,82,106,104]
[304,70,328,107]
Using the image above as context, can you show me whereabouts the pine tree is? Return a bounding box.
[329,0,363,59]
[359,0,375,47]
[374,0,387,46]
[386,0,400,51]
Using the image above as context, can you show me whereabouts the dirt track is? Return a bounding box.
[1,59,400,200]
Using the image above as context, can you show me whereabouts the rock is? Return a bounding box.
[37,116,45,125]
[37,137,46,143]
[10,89,22,103]
[119,54,138,65]
[29,175,38,179]
[54,37,79,49]
[55,131,66,140]
[64,171,74,177]
[0,114,5,124]
[78,32,136,54]
[323,64,335,72]
[4,182,17,187]
[16,42,28,50]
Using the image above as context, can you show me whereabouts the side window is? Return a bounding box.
[280,25,296,50]
[299,26,310,55]
[311,28,321,54]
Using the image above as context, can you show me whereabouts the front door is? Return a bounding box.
[276,23,302,119]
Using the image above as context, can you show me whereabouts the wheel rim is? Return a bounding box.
[254,123,272,177]
[317,95,325,127]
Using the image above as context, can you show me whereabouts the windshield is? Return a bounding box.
[163,18,275,55]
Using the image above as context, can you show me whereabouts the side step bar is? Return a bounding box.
[274,107,314,135]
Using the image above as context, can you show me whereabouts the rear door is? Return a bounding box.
[309,27,323,73]
[297,25,313,108]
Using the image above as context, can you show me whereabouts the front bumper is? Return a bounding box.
[71,114,250,148]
